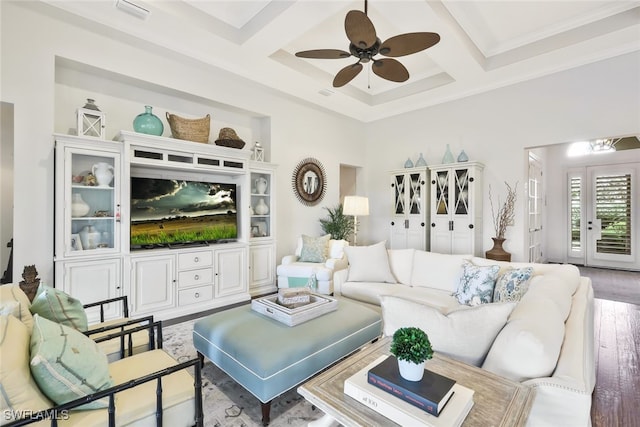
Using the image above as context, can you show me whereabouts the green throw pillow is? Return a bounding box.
[298,234,331,263]
[29,284,88,332]
[30,314,113,409]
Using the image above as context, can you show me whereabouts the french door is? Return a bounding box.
[570,164,637,269]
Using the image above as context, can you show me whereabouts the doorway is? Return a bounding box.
[570,164,637,269]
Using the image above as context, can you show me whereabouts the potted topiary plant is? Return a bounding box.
[319,203,354,241]
[390,326,433,381]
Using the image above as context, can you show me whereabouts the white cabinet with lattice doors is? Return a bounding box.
[429,162,484,255]
[389,167,429,250]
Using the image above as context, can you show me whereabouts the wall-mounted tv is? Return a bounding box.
[130,177,237,249]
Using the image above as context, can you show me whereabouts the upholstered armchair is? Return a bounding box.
[276,235,349,295]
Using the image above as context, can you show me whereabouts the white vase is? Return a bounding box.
[397,359,425,381]
[92,162,114,187]
[71,193,90,217]
[79,225,101,250]
[255,176,268,194]
[254,198,269,215]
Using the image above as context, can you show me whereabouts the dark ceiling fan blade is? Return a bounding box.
[372,58,409,82]
[295,49,351,59]
[333,62,363,87]
[345,10,377,49]
[379,32,441,57]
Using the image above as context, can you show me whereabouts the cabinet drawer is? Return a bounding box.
[178,251,213,270]
[178,268,213,288]
[178,285,213,306]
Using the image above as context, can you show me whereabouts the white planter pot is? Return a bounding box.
[398,359,425,381]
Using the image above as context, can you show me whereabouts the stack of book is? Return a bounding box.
[344,355,474,427]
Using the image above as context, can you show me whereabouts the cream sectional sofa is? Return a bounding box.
[334,247,596,427]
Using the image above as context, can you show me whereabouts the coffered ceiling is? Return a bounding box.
[37,0,640,122]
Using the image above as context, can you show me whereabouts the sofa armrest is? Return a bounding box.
[325,256,348,271]
[281,255,299,265]
[86,317,163,359]
[4,355,203,427]
[333,268,349,296]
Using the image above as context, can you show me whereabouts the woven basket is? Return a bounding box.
[166,112,210,143]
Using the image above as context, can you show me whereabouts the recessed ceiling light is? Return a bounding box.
[115,0,150,20]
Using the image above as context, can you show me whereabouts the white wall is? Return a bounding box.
[2,2,639,285]
[363,52,640,260]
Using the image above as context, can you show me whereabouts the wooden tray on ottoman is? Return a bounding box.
[251,293,338,326]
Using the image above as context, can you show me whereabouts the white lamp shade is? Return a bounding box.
[343,196,369,216]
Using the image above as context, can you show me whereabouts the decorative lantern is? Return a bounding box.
[252,141,264,162]
[76,98,106,139]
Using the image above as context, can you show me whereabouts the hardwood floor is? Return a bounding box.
[592,298,640,427]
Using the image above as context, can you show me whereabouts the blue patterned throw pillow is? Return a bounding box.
[493,267,534,302]
[298,234,331,263]
[454,260,500,306]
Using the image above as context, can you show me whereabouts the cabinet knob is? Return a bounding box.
[469,177,474,182]
[431,180,436,185]
[431,223,436,227]
[194,257,199,263]
[194,274,200,280]
[391,183,395,188]
[420,180,425,185]
[195,292,200,298]
[469,224,474,229]
[391,221,395,226]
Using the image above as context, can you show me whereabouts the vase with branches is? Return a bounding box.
[487,181,518,261]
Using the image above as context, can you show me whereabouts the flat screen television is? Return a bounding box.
[130,177,237,248]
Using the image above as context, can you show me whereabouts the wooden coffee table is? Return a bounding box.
[298,337,535,427]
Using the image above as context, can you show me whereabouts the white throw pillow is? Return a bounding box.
[410,252,472,291]
[380,295,516,366]
[344,241,396,283]
[482,296,565,382]
[328,239,348,259]
[388,249,415,285]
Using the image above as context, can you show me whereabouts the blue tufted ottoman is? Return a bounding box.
[192,297,382,425]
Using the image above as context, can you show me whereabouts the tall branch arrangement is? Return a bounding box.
[489,181,518,239]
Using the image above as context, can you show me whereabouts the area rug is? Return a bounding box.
[162,318,325,427]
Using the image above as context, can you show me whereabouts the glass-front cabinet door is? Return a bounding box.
[55,136,122,259]
[250,171,273,240]
[389,167,428,250]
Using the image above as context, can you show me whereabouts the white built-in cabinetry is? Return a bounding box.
[54,132,268,321]
[248,162,277,296]
[389,167,429,250]
[429,161,484,256]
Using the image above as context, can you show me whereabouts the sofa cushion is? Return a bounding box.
[298,234,331,262]
[387,249,415,285]
[59,350,198,427]
[344,241,396,283]
[30,284,88,332]
[453,260,500,305]
[30,314,114,409]
[493,267,534,302]
[482,296,565,382]
[276,262,334,281]
[380,295,515,366]
[0,315,52,423]
[523,275,574,321]
[0,284,34,332]
[410,252,472,291]
[341,281,402,305]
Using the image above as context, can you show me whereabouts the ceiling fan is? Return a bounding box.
[295,0,440,88]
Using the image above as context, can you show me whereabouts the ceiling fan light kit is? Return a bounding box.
[295,0,440,88]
